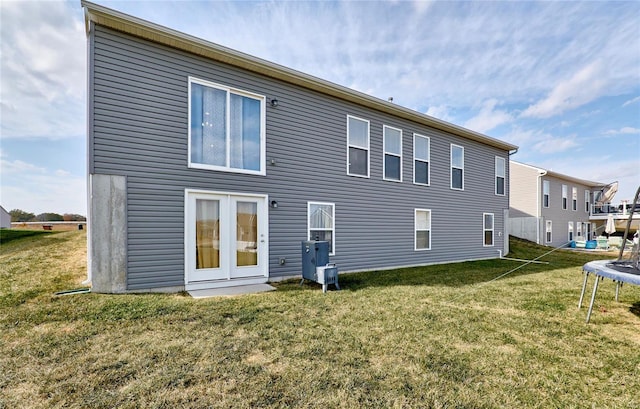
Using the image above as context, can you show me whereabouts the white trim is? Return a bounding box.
[307,201,336,256]
[495,156,506,196]
[483,213,494,247]
[184,189,268,288]
[346,115,370,178]
[450,144,464,190]
[383,125,403,182]
[414,208,432,251]
[187,76,266,176]
[413,133,430,186]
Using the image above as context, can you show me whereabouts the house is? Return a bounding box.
[509,161,607,247]
[82,1,518,293]
[0,206,11,229]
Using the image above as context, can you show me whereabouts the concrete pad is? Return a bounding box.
[188,284,276,298]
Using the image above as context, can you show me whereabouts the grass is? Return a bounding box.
[1,231,639,408]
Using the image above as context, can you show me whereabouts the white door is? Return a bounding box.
[186,191,268,286]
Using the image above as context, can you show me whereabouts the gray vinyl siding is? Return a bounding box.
[539,175,592,248]
[90,24,510,290]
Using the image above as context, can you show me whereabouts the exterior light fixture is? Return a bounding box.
[270,200,278,208]
[270,98,278,107]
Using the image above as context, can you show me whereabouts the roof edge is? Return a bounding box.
[510,160,604,187]
[81,0,518,151]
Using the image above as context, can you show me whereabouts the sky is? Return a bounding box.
[1,0,639,216]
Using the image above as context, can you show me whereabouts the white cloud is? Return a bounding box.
[622,96,640,107]
[604,127,640,135]
[521,61,608,119]
[425,105,453,122]
[464,99,512,133]
[532,135,579,154]
[0,0,86,139]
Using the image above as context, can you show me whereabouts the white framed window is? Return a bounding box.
[585,190,590,213]
[576,221,582,238]
[415,209,431,250]
[543,180,550,208]
[495,157,506,195]
[347,115,370,178]
[188,77,266,175]
[568,222,574,241]
[450,144,464,190]
[545,220,552,243]
[308,202,335,255]
[413,134,430,186]
[562,185,568,210]
[483,213,494,246]
[383,125,402,182]
[572,187,577,211]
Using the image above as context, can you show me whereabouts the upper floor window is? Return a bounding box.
[495,157,506,195]
[562,185,568,210]
[585,190,590,213]
[543,180,550,208]
[415,209,431,250]
[483,213,494,246]
[308,202,335,255]
[347,115,370,178]
[572,187,577,211]
[450,144,464,190]
[189,77,265,175]
[413,134,430,186]
[383,125,402,182]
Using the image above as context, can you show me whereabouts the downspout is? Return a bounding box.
[537,170,547,245]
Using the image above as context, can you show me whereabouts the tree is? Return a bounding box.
[63,213,87,221]
[36,213,64,222]
[10,209,36,222]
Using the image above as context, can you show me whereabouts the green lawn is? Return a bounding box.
[1,231,638,408]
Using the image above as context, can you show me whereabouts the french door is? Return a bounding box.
[185,190,268,286]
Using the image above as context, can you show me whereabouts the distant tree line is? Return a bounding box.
[9,209,86,222]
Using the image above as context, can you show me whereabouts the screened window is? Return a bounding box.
[543,180,550,208]
[568,222,574,241]
[383,125,402,181]
[413,134,430,185]
[450,144,464,190]
[495,157,506,195]
[546,220,552,243]
[308,202,335,255]
[415,209,431,250]
[347,115,369,177]
[483,213,494,246]
[562,185,568,210]
[572,187,577,211]
[189,77,265,174]
[585,190,590,213]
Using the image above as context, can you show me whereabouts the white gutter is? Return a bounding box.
[537,170,547,244]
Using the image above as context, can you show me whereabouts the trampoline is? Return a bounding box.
[579,260,640,323]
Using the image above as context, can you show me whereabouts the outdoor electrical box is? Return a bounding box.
[301,240,340,292]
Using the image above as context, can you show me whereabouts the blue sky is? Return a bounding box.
[1,0,639,215]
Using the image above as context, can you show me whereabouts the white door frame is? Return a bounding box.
[185,189,269,290]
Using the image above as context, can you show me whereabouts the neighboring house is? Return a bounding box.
[82,1,518,293]
[509,161,606,247]
[0,206,11,229]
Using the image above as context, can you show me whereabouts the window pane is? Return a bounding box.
[230,94,261,171]
[451,145,463,168]
[385,128,401,155]
[191,84,226,166]
[452,168,463,189]
[310,230,332,250]
[415,210,430,230]
[484,214,493,229]
[236,201,257,266]
[484,231,493,246]
[414,136,429,161]
[495,157,505,177]
[415,160,429,184]
[310,204,334,229]
[348,117,368,148]
[349,146,368,176]
[195,199,220,269]
[385,154,401,180]
[416,231,430,249]
[496,177,505,195]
